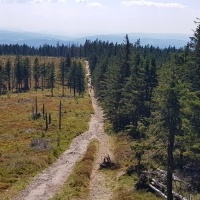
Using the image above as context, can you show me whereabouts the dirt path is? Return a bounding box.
[86,62,113,200]
[15,61,113,200]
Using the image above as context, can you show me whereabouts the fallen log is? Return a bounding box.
[136,173,188,200]
[172,191,188,200]
[149,183,167,199]
[151,178,188,200]
[150,178,166,192]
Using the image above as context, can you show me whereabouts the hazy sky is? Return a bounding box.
[0,0,199,36]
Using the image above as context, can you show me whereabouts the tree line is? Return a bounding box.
[0,56,85,97]
[0,43,81,58]
[0,40,179,60]
[85,20,200,199]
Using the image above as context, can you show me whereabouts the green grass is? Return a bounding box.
[52,139,99,200]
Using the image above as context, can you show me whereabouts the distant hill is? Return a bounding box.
[0,30,191,48]
[76,33,191,48]
[0,30,73,46]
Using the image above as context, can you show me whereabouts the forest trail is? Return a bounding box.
[14,61,113,200]
[86,61,113,200]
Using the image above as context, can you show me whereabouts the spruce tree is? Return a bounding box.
[59,56,71,97]
[5,58,11,91]
[23,57,31,91]
[165,79,181,200]
[59,58,66,96]
[76,62,86,95]
[72,61,78,98]
[33,57,40,92]
[49,62,55,97]
[154,67,181,199]
[103,61,122,130]
[189,18,200,90]
[41,62,46,91]
[14,56,23,92]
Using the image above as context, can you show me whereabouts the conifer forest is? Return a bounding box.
[1,20,200,200]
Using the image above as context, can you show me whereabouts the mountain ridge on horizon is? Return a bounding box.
[0,29,192,48]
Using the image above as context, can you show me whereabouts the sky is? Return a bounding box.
[0,0,199,36]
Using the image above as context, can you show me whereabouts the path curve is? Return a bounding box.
[14,61,113,200]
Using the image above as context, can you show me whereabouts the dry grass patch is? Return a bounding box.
[0,85,93,199]
[111,173,161,200]
[102,126,162,200]
[52,139,99,200]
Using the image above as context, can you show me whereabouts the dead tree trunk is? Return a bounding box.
[167,125,175,200]
[49,113,51,124]
[59,100,61,129]
[42,103,45,119]
[35,96,38,115]
[45,113,48,131]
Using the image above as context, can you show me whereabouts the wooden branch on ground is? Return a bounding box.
[172,190,188,200]
[149,183,167,199]
[136,173,188,200]
[151,178,188,200]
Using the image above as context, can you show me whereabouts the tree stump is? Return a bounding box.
[99,155,113,169]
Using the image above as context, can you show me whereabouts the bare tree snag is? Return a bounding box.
[59,100,61,129]
[45,113,48,131]
[49,113,51,124]
[35,96,38,115]
[42,103,45,119]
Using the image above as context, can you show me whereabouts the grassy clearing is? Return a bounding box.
[52,139,99,200]
[0,57,93,199]
[107,133,200,199]
[102,122,162,200]
[102,124,200,200]
[110,172,161,200]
